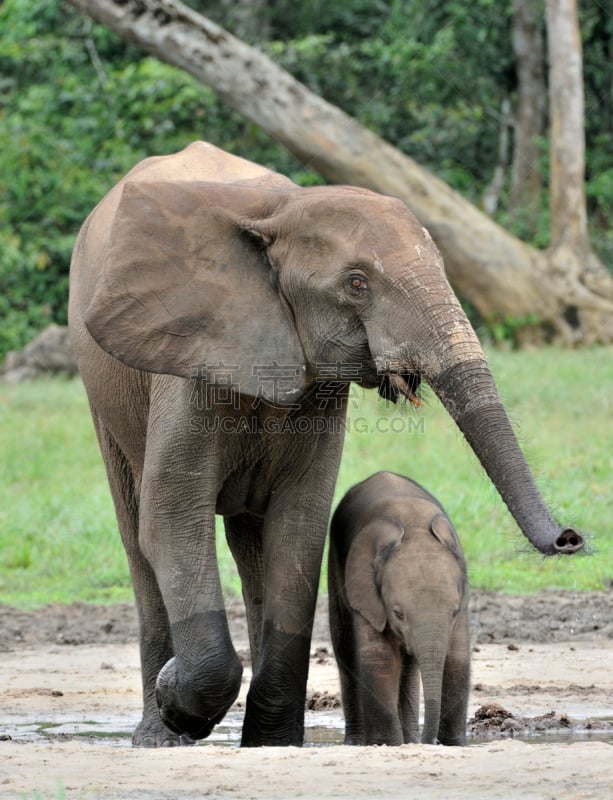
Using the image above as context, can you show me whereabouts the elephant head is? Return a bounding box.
[344,506,467,638]
[80,151,583,556]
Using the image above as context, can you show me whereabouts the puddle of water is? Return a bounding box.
[0,712,135,746]
[0,710,344,747]
[2,711,612,747]
[207,710,346,747]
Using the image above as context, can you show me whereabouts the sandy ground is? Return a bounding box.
[1,591,612,799]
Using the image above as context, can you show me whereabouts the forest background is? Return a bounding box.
[1,0,611,358]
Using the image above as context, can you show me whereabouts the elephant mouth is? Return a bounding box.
[377,371,422,406]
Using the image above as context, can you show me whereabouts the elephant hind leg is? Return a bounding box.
[91,412,181,747]
[224,513,265,667]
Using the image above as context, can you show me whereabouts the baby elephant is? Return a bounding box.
[328,471,470,746]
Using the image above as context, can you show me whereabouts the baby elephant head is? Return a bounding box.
[345,502,468,650]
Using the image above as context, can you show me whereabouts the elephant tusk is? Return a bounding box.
[408,392,423,408]
[387,372,423,407]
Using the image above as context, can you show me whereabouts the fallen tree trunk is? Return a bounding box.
[67,0,613,344]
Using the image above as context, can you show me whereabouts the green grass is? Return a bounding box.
[0,379,130,605]
[1,347,611,607]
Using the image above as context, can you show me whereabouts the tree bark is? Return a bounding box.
[546,0,588,252]
[482,98,512,215]
[509,0,546,214]
[66,0,613,344]
[542,0,613,343]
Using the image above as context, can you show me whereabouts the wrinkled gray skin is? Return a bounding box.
[68,141,583,749]
[329,471,470,746]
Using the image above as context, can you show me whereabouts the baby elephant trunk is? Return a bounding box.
[416,641,447,745]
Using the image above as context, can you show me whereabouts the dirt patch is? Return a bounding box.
[468,702,612,739]
[2,589,612,652]
[1,591,612,799]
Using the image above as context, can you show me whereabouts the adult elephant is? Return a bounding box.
[68,141,583,748]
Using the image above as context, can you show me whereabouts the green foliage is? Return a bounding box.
[1,348,611,607]
[267,0,514,198]
[482,313,542,348]
[0,231,56,354]
[266,0,390,41]
[584,147,613,265]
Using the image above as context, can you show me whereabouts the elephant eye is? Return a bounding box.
[392,607,404,621]
[347,273,369,292]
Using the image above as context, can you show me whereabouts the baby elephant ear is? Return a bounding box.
[345,519,402,632]
[430,513,464,560]
[83,180,307,404]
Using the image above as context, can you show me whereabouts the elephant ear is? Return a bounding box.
[83,180,307,403]
[345,517,404,632]
[430,513,464,562]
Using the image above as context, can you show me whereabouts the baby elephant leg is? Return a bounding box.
[438,624,471,746]
[354,615,404,746]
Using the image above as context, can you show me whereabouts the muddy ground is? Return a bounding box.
[1,590,612,799]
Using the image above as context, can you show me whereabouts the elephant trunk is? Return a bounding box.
[421,693,443,746]
[428,359,584,556]
[415,640,446,745]
[372,259,583,556]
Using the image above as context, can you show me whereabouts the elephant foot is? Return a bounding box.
[155,654,242,740]
[240,692,305,747]
[240,627,312,747]
[437,733,466,746]
[132,712,196,748]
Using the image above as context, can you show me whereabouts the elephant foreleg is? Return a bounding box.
[139,417,243,741]
[240,497,329,747]
[353,616,404,746]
